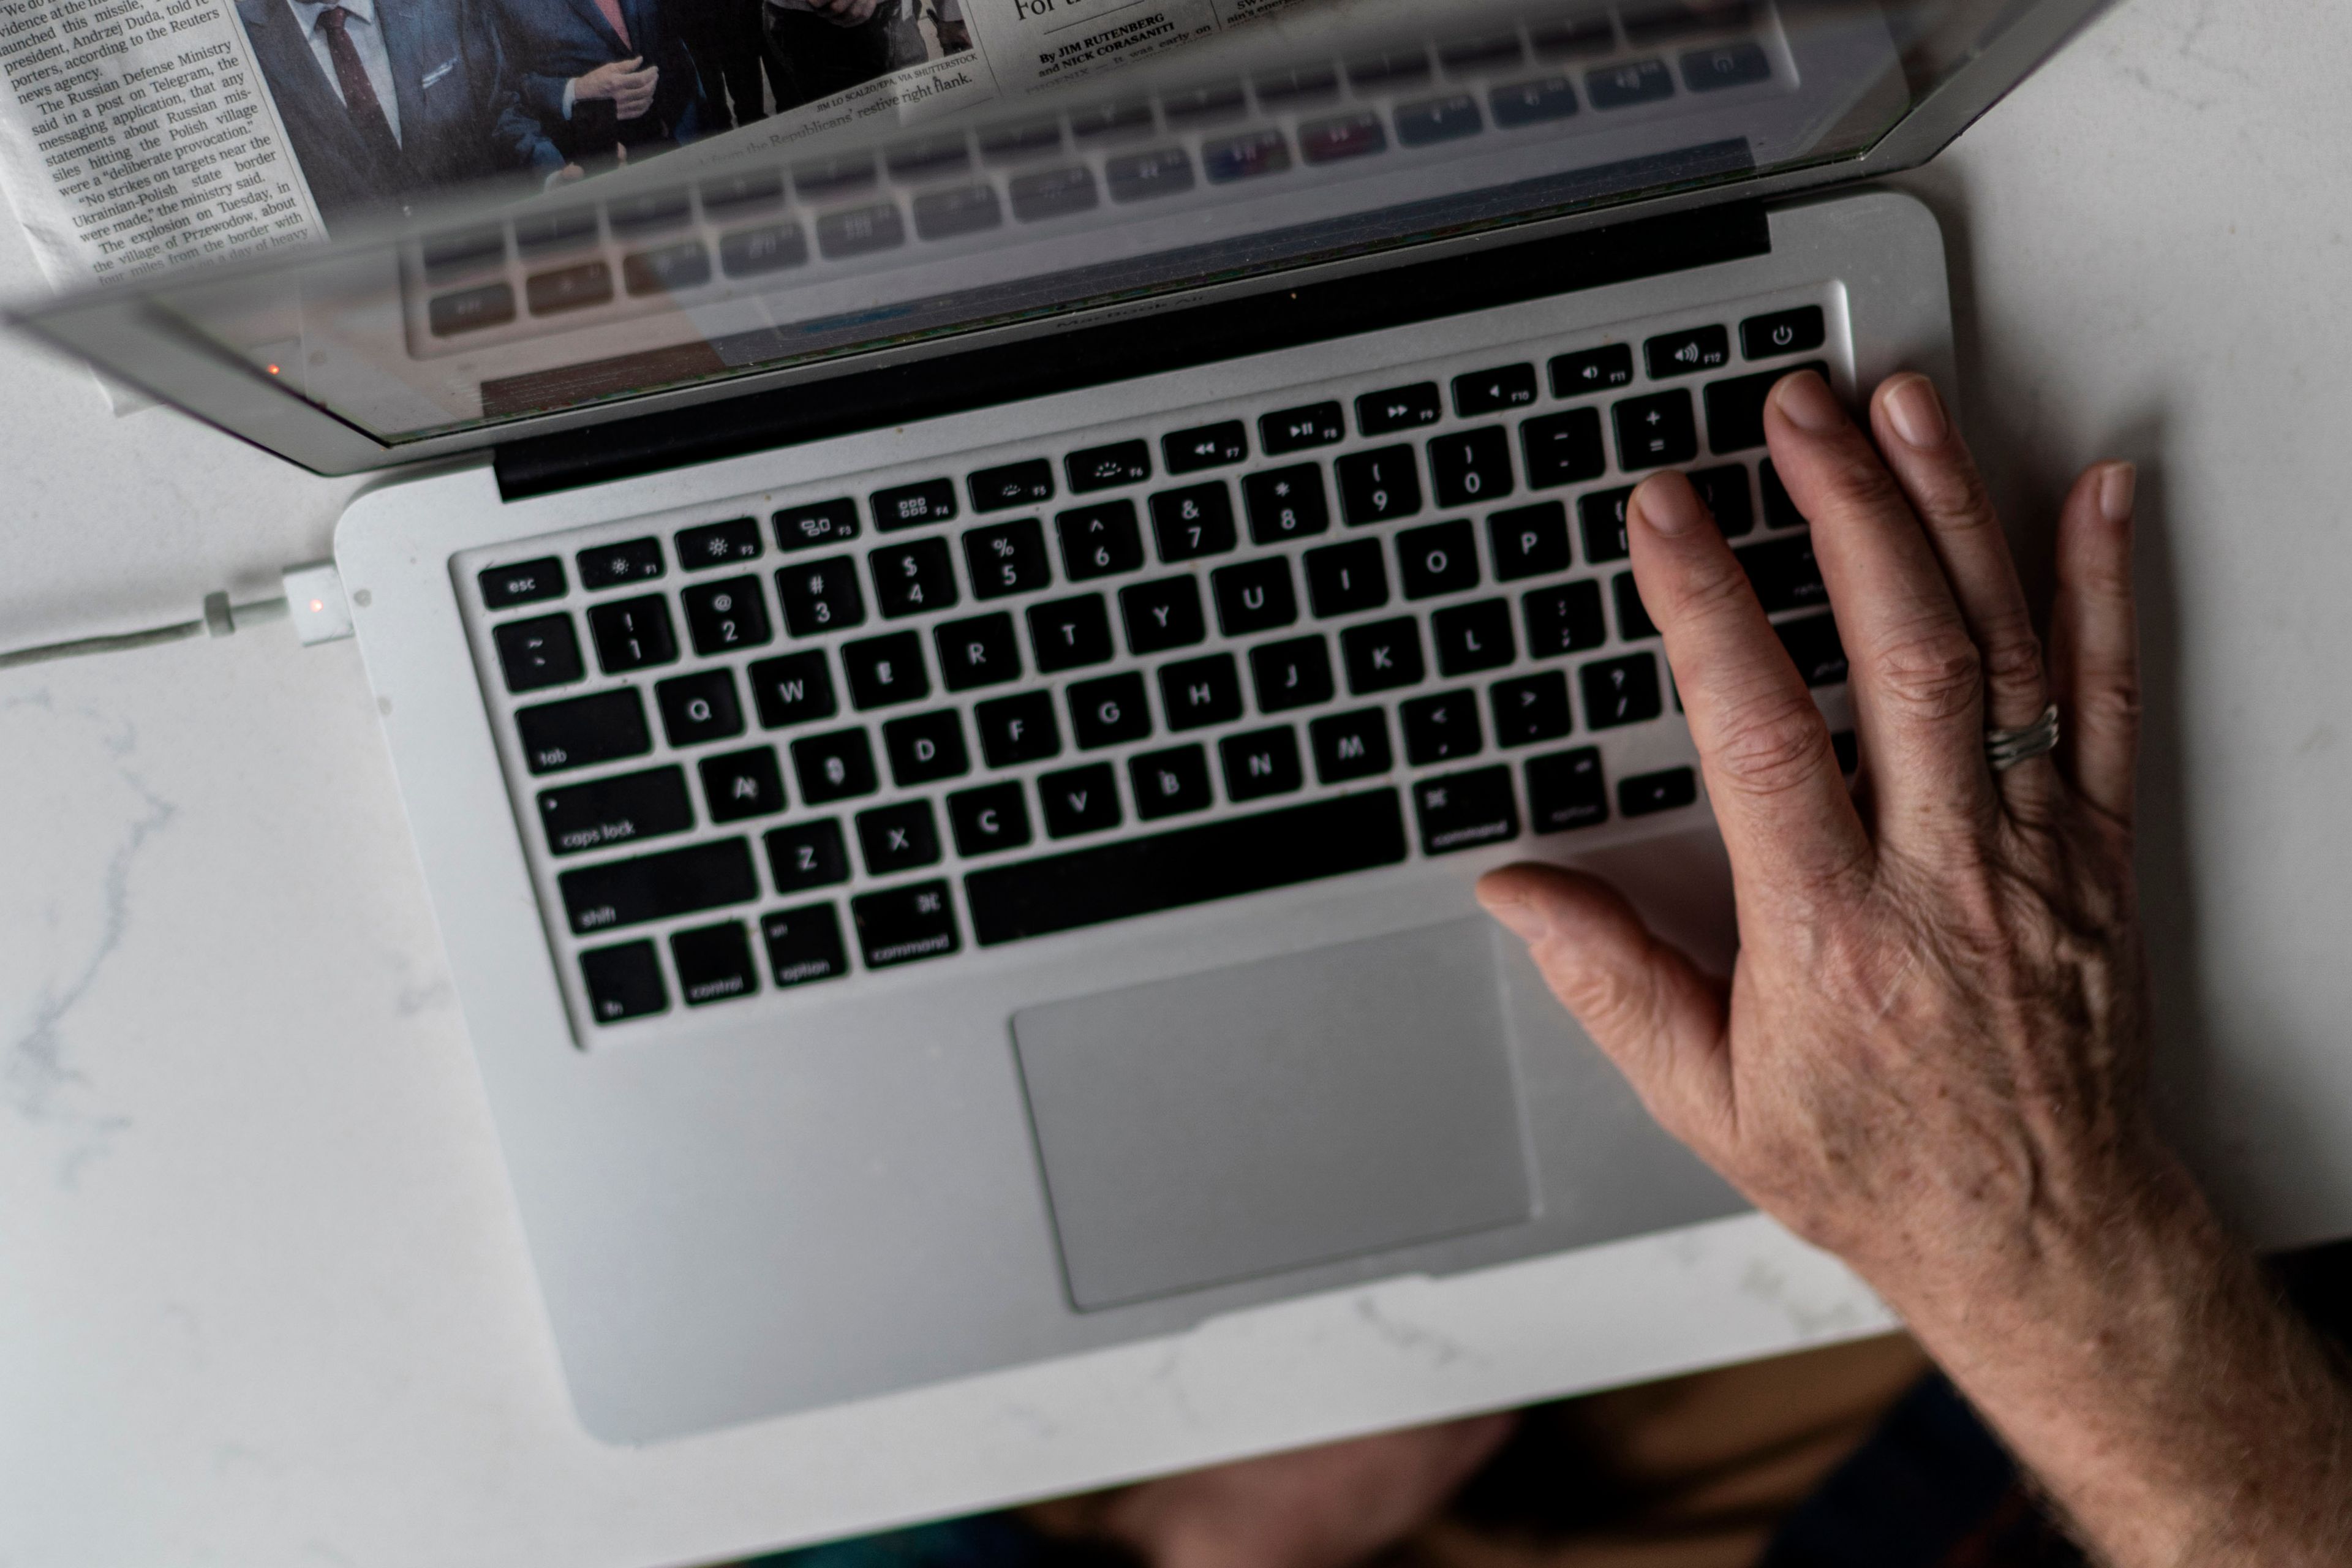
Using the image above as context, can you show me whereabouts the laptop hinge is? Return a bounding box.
[492,200,1771,502]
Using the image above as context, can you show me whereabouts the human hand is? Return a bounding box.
[1479,369,2352,1565]
[571,57,658,121]
[1030,1413,1514,1568]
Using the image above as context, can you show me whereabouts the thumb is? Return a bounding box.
[1477,864,1734,1145]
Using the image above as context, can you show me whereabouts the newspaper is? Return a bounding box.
[0,0,1306,296]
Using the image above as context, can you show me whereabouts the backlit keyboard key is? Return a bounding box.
[1028,595,1115,672]
[857,801,942,876]
[1428,426,1516,507]
[1620,766,1700,817]
[1645,325,1731,379]
[1159,655,1244,732]
[681,576,772,655]
[579,537,665,589]
[1521,409,1606,488]
[1341,617,1425,694]
[977,691,1061,766]
[1203,129,1291,183]
[1164,421,1248,473]
[776,557,866,636]
[1578,488,1632,562]
[1119,577,1207,654]
[496,614,583,692]
[1690,465,1755,536]
[1613,390,1700,469]
[517,688,651,775]
[1705,360,1831,454]
[538,765,694,856]
[882,709,971,785]
[1613,573,1659,641]
[1250,636,1335,714]
[1221,726,1303,802]
[1776,612,1849,688]
[1523,580,1607,658]
[1741,306,1826,360]
[1550,344,1634,398]
[587,597,677,673]
[791,728,880,803]
[1150,483,1238,560]
[1336,447,1422,525]
[872,479,958,532]
[1212,557,1297,635]
[1131,746,1214,820]
[746,650,838,729]
[1453,364,1537,417]
[761,903,850,987]
[1261,401,1345,454]
[1682,42,1770,92]
[1491,75,1578,127]
[1357,383,1442,435]
[963,518,1051,599]
[1310,709,1392,783]
[775,499,861,551]
[970,459,1055,512]
[559,838,759,935]
[1412,766,1519,854]
[1396,519,1480,600]
[1300,111,1387,164]
[1490,672,1574,747]
[851,882,960,968]
[1395,94,1482,146]
[1488,502,1570,581]
[870,538,959,617]
[948,783,1033,856]
[677,519,764,570]
[841,631,930,709]
[481,557,566,608]
[1401,690,1483,765]
[1526,747,1609,832]
[671,921,758,1007]
[656,668,746,745]
[1305,539,1389,617]
[1243,465,1330,543]
[699,747,786,823]
[766,820,850,891]
[581,941,666,1022]
[934,613,1023,692]
[1431,598,1516,676]
[1581,654,1665,729]
[1066,440,1152,494]
[1057,501,1145,579]
[1068,671,1152,748]
[1587,58,1675,108]
[1040,763,1122,837]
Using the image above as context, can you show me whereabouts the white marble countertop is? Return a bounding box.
[7,1,2351,1562]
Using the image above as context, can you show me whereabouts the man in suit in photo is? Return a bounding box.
[489,0,707,168]
[234,0,557,224]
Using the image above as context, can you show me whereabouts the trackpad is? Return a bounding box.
[1012,920,1534,1311]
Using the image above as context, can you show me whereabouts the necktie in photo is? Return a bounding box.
[314,7,404,165]
[591,0,632,51]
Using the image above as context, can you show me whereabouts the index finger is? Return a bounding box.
[1627,470,1874,901]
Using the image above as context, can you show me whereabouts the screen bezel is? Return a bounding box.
[9,0,2109,477]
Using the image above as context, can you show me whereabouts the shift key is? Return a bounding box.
[560,838,759,934]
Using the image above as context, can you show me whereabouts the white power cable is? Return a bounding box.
[0,562,352,671]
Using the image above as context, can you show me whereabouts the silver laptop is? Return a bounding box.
[17,0,2111,1442]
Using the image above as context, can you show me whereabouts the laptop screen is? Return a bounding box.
[11,0,2102,467]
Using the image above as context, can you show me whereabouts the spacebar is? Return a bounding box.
[965,790,1409,947]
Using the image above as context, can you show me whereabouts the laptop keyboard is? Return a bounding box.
[466,290,1851,1031]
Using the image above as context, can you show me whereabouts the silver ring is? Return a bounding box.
[1986,704,2062,772]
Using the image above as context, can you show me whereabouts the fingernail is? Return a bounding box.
[1477,890,1550,945]
[2099,462,2138,526]
[1773,370,1844,434]
[1630,472,1708,538]
[1883,375,1948,450]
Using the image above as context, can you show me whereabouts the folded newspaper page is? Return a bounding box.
[0,0,1306,293]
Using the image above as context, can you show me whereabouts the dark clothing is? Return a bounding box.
[234,0,554,223]
[678,0,777,127]
[490,0,706,162]
[760,0,904,115]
